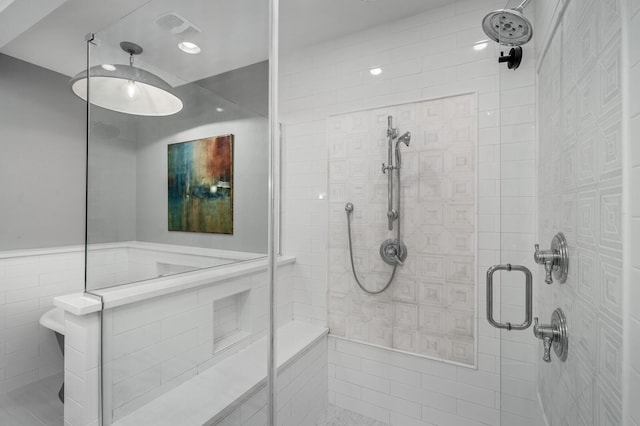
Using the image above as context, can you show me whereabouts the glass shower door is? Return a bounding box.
[495,0,539,425]
[81,1,273,424]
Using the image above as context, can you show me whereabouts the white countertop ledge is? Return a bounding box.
[54,256,295,314]
[53,293,102,316]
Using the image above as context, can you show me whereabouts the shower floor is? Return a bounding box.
[315,404,388,426]
[0,373,63,425]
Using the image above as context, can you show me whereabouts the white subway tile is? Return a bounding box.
[421,405,487,426]
[329,376,362,400]
[362,387,421,419]
[113,323,161,359]
[457,400,500,425]
[335,339,391,363]
[329,348,362,371]
[390,411,438,426]
[335,365,390,394]
[390,381,457,413]
[335,392,390,424]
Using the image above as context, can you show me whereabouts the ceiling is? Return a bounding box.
[0,0,451,84]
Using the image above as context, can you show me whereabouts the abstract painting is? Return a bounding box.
[168,135,234,234]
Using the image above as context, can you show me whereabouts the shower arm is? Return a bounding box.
[516,0,532,11]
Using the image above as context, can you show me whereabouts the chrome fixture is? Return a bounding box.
[482,0,534,47]
[486,264,533,330]
[533,308,568,363]
[381,117,410,231]
[534,232,569,284]
[70,41,183,116]
[345,115,411,295]
[380,239,407,266]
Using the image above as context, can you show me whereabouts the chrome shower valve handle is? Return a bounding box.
[533,308,568,363]
[533,232,569,284]
[533,244,559,284]
[533,318,556,362]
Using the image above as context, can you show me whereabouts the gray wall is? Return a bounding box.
[0,53,268,253]
[86,109,138,244]
[135,115,268,253]
[0,54,85,250]
[130,81,269,254]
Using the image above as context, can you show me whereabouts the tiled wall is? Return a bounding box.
[102,264,293,424]
[216,335,328,426]
[625,0,640,424]
[328,335,504,425]
[327,94,477,366]
[64,310,101,426]
[280,0,539,424]
[0,247,84,394]
[536,0,624,424]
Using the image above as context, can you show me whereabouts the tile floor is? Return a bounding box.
[0,373,64,425]
[315,405,387,426]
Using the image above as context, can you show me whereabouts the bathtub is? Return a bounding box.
[53,249,328,426]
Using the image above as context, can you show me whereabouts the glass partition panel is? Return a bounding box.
[84,1,272,424]
[279,0,495,424]
[84,0,270,292]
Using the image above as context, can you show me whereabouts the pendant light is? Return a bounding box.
[70,42,183,116]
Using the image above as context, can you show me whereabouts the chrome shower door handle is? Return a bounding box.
[486,264,533,330]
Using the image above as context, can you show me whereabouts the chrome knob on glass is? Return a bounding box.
[533,232,569,284]
[533,308,568,363]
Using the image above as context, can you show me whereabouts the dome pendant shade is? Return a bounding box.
[70,63,183,116]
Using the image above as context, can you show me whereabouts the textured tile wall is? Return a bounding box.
[626,0,640,424]
[280,0,539,424]
[536,0,624,424]
[327,94,477,365]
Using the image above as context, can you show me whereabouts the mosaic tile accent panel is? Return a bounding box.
[327,94,476,366]
[537,0,623,424]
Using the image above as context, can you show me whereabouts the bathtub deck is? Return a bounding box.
[113,321,328,426]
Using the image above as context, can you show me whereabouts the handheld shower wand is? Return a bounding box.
[344,115,411,295]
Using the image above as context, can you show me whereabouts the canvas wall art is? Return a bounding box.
[168,134,234,234]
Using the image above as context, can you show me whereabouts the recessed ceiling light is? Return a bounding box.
[216,107,224,112]
[101,64,116,71]
[369,67,382,76]
[473,40,489,51]
[178,41,201,54]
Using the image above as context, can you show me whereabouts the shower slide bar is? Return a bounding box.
[486,264,533,330]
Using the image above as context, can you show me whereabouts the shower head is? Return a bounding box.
[482,0,533,46]
[395,132,411,168]
[397,132,411,147]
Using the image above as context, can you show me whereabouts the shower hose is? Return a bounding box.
[344,172,402,295]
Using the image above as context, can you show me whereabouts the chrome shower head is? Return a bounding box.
[482,0,533,46]
[395,132,411,168]
[397,131,411,147]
